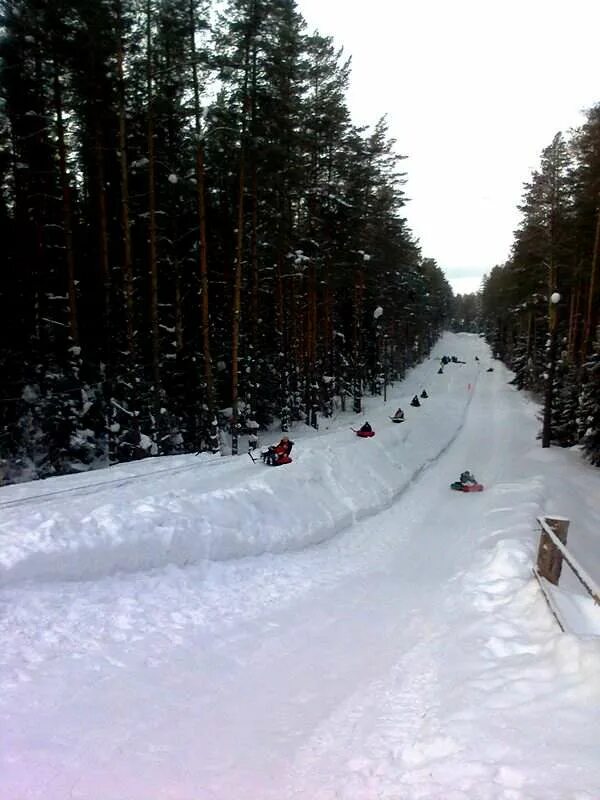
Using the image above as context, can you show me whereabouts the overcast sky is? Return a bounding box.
[297,0,600,294]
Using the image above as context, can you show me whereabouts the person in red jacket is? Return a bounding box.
[275,436,293,459]
[263,436,294,465]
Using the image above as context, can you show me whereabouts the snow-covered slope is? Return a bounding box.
[0,334,481,586]
[1,333,600,800]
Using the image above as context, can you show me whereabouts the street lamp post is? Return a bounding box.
[382,333,389,402]
[542,291,561,448]
[373,305,384,400]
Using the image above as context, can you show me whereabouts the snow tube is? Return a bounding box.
[356,430,375,438]
[450,481,484,492]
[390,417,404,423]
[259,448,293,466]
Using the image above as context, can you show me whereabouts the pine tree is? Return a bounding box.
[0,0,457,481]
[578,342,600,464]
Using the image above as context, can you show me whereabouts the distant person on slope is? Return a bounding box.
[410,395,421,407]
[450,469,483,492]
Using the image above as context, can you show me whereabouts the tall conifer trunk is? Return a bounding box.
[583,206,600,357]
[89,68,111,370]
[230,3,256,456]
[231,150,246,455]
[353,264,364,413]
[146,0,160,398]
[189,0,217,452]
[115,0,135,355]
[52,58,78,346]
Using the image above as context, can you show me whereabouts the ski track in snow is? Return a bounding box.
[1,333,600,800]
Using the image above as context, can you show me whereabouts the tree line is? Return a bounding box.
[479,105,600,465]
[0,0,452,483]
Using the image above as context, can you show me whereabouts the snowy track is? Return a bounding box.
[1,333,600,799]
[0,340,480,586]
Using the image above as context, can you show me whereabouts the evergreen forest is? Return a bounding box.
[478,110,600,465]
[0,0,453,483]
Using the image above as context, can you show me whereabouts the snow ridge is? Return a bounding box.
[0,341,480,586]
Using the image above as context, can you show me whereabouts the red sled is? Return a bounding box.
[254,448,293,466]
[354,430,375,438]
[450,481,484,492]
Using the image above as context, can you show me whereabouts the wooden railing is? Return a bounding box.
[533,515,600,633]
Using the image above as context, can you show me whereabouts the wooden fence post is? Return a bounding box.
[537,516,570,585]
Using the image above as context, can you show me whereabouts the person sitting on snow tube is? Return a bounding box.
[357,421,375,437]
[450,470,479,491]
[263,436,294,465]
[410,395,421,407]
[420,389,428,399]
[392,407,404,422]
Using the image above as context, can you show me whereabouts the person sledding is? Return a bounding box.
[437,367,444,374]
[450,470,484,492]
[355,421,375,437]
[390,407,405,423]
[410,395,421,407]
[420,389,428,399]
[261,435,294,466]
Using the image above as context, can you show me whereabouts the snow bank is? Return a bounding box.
[0,337,483,585]
[3,333,600,800]
[291,476,600,800]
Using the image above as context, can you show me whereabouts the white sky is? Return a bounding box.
[297,0,600,295]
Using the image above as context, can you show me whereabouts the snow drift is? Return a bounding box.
[0,337,482,586]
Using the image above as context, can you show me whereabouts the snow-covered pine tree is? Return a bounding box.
[578,341,600,464]
[551,349,580,447]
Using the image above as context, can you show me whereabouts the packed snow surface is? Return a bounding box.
[1,333,599,799]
